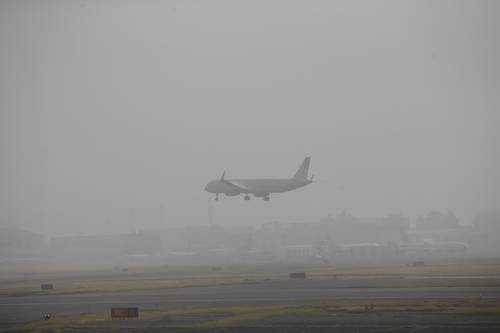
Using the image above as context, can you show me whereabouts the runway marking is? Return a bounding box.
[1,296,500,307]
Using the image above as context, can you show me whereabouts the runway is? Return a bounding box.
[1,279,500,323]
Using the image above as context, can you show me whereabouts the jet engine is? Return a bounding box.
[224,188,241,196]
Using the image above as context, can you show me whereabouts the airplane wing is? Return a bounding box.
[223,180,250,191]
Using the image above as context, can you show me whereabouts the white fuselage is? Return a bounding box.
[205,157,313,200]
[204,178,312,197]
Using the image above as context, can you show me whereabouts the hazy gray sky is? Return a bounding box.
[1,0,498,235]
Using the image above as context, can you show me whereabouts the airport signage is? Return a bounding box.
[289,272,306,279]
[41,283,54,290]
[111,307,139,319]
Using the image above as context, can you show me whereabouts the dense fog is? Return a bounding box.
[1,0,498,251]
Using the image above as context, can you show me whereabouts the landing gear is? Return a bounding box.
[215,193,219,201]
[263,196,270,201]
[244,195,251,200]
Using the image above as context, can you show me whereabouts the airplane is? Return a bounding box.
[205,157,313,201]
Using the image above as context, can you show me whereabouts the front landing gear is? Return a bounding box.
[263,196,270,201]
[215,193,219,201]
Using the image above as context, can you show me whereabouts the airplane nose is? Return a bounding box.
[204,182,212,192]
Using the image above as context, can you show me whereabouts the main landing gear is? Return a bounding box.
[214,193,219,201]
[244,195,251,200]
[263,196,270,201]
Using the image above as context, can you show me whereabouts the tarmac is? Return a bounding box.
[1,278,500,323]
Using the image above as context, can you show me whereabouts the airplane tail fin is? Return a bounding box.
[293,157,311,180]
